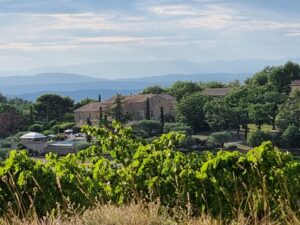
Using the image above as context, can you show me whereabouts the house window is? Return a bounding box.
[151,110,154,117]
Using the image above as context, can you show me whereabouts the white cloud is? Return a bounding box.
[148,5,197,16]
[285,32,300,37]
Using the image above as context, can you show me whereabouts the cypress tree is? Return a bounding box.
[86,117,92,142]
[160,106,165,133]
[98,94,101,102]
[30,105,34,124]
[99,106,103,127]
[146,98,150,120]
[112,94,123,123]
[104,114,108,127]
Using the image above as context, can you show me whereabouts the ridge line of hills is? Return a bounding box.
[0,72,251,101]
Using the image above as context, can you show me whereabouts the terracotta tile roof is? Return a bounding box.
[291,80,300,86]
[108,94,175,102]
[74,94,175,113]
[202,88,232,97]
[74,101,112,112]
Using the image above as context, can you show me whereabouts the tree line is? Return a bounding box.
[142,61,300,148]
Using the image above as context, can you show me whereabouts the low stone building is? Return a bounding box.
[74,94,176,126]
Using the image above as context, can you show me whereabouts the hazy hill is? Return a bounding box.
[17,89,142,102]
[23,59,299,78]
[0,72,251,101]
[0,73,102,86]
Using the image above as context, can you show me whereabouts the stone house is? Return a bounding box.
[74,94,176,126]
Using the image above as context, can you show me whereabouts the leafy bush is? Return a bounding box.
[59,122,76,131]
[281,125,300,148]
[247,130,273,147]
[209,131,232,148]
[75,142,94,151]
[132,120,162,138]
[48,120,58,127]
[1,132,26,148]
[28,124,43,132]
[51,122,76,133]
[0,122,299,222]
[43,130,53,136]
[164,123,193,136]
[194,137,207,147]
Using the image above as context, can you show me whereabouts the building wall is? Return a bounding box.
[74,95,176,125]
[122,96,176,120]
[74,111,109,125]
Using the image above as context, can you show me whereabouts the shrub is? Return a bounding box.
[164,123,193,136]
[209,131,232,148]
[132,120,162,138]
[51,125,60,134]
[1,132,26,148]
[48,120,58,127]
[281,125,300,148]
[43,130,53,136]
[51,122,76,134]
[28,124,43,132]
[59,122,76,131]
[194,137,207,147]
[75,142,94,151]
[247,130,273,147]
[180,136,197,148]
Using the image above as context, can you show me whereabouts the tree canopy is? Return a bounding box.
[34,94,74,124]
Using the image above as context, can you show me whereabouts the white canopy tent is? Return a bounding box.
[64,129,73,133]
[20,132,47,140]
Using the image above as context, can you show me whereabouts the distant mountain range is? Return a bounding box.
[0,72,252,101]
[1,58,299,79]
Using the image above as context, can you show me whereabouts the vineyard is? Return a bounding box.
[0,122,300,223]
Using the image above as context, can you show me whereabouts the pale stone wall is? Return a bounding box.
[74,94,176,125]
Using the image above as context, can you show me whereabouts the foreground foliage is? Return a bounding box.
[0,122,299,222]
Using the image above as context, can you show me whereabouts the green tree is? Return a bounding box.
[146,98,150,120]
[248,103,270,130]
[283,61,300,80]
[112,94,124,123]
[99,106,103,127]
[225,87,251,138]
[167,81,202,101]
[28,124,43,133]
[132,120,162,137]
[247,130,272,147]
[204,98,234,131]
[34,94,74,124]
[276,91,300,130]
[209,131,232,148]
[142,85,165,94]
[29,105,34,124]
[0,92,7,103]
[160,106,165,131]
[268,66,292,93]
[176,92,208,132]
[281,125,300,148]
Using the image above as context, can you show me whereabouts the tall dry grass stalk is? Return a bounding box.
[2,202,299,225]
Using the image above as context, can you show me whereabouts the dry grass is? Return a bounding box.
[2,202,299,225]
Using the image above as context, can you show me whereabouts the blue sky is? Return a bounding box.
[0,0,300,72]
